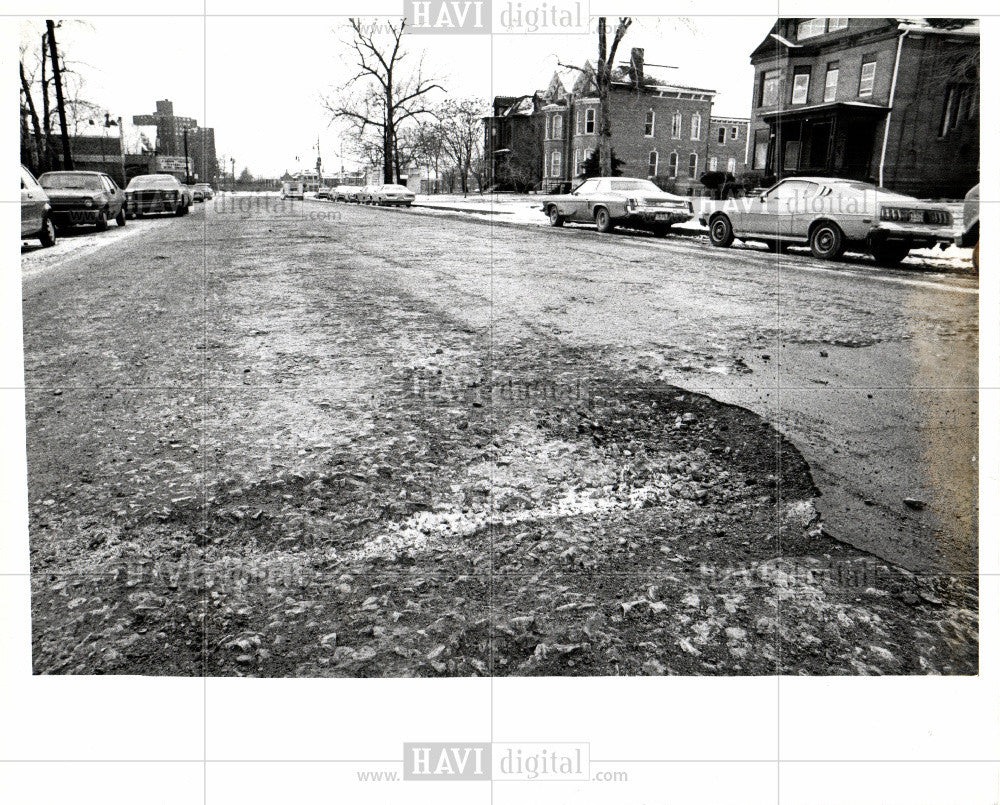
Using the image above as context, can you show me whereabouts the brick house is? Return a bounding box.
[705,117,749,175]
[483,94,545,191]
[537,49,718,195]
[748,17,979,197]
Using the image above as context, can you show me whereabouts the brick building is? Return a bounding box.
[484,94,545,191]
[538,49,718,195]
[133,99,219,186]
[705,117,749,175]
[748,17,979,197]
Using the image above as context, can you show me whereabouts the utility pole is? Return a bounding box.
[46,20,73,170]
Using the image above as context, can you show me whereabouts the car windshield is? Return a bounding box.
[382,185,408,191]
[608,179,661,193]
[40,173,102,190]
[128,175,177,189]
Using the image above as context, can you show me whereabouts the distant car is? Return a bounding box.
[39,170,127,230]
[541,177,693,235]
[281,180,304,200]
[339,185,363,203]
[20,165,56,247]
[316,186,333,200]
[701,177,953,265]
[193,183,214,201]
[189,185,205,202]
[959,184,979,271]
[125,174,191,217]
[356,184,377,204]
[365,183,416,207]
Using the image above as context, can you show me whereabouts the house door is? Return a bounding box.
[843,119,876,179]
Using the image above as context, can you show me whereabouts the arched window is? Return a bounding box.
[648,151,659,176]
[668,152,678,178]
[671,111,682,139]
[688,152,698,178]
[551,113,563,140]
[690,112,701,140]
[551,150,562,177]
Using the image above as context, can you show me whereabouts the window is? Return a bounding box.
[796,18,827,40]
[731,126,738,140]
[824,62,840,103]
[691,112,701,140]
[940,84,977,136]
[574,149,581,175]
[718,127,726,144]
[688,153,698,179]
[858,57,876,97]
[760,70,781,107]
[797,18,848,40]
[648,150,659,176]
[585,108,596,134]
[671,110,682,138]
[645,109,655,136]
[727,157,737,173]
[551,113,563,140]
[668,152,678,178]
[791,67,811,105]
[550,150,562,177]
[708,156,718,171]
[753,129,769,169]
[575,110,582,135]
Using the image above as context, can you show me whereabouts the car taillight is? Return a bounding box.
[625,197,638,212]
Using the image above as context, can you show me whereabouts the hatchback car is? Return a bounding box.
[125,174,191,217]
[702,177,953,265]
[542,177,693,235]
[20,165,56,247]
[39,170,127,230]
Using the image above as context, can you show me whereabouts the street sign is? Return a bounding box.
[156,156,191,173]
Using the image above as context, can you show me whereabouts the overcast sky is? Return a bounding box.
[19,16,773,178]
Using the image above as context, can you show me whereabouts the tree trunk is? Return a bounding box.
[46,20,73,170]
[41,33,56,171]
[19,61,44,173]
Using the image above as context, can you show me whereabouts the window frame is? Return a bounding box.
[760,69,781,107]
[824,62,840,103]
[718,126,726,144]
[584,107,596,134]
[648,150,659,177]
[668,151,679,178]
[644,109,655,137]
[791,66,811,105]
[858,57,877,98]
[550,150,562,177]
[690,112,701,141]
[688,152,698,179]
[671,110,682,139]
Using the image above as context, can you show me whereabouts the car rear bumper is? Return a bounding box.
[50,208,102,224]
[625,209,693,225]
[868,223,953,248]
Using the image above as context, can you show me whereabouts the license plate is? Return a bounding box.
[655,212,673,221]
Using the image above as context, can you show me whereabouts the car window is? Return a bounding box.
[608,179,660,193]
[574,179,598,195]
[21,168,38,189]
[41,173,103,190]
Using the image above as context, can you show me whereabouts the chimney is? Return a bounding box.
[630,47,645,87]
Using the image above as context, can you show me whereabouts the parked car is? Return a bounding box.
[959,184,979,271]
[125,174,191,217]
[20,165,56,247]
[365,183,416,207]
[701,177,954,265]
[541,177,693,235]
[316,186,332,200]
[356,184,377,204]
[38,170,127,230]
[339,185,363,203]
[192,183,214,201]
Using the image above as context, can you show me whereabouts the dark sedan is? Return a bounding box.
[125,174,192,217]
[38,171,127,231]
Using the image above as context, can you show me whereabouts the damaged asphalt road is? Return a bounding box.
[23,198,978,676]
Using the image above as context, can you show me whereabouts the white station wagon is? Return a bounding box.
[701,177,954,265]
[542,177,694,235]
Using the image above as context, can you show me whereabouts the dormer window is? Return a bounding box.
[797,17,848,40]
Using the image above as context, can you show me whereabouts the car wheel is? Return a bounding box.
[95,209,109,231]
[116,207,127,227]
[870,242,910,266]
[594,207,614,233]
[809,221,845,260]
[39,216,56,248]
[548,206,564,227]
[176,201,188,217]
[708,214,735,248]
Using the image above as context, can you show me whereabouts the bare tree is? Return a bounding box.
[559,16,631,177]
[438,98,487,195]
[46,20,73,170]
[324,18,443,184]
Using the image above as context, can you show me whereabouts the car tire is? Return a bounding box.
[809,221,845,260]
[39,216,56,248]
[594,207,614,233]
[548,206,564,227]
[870,242,910,266]
[95,209,109,231]
[116,207,127,227]
[708,214,735,248]
[176,201,188,217]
